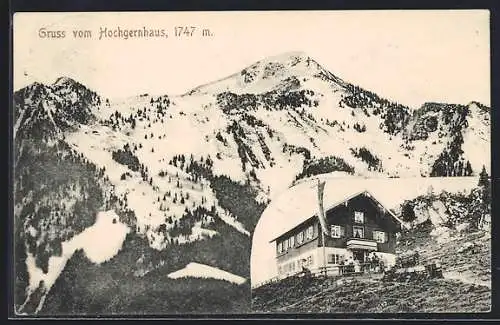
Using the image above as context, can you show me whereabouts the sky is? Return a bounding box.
[13,10,490,108]
[250,175,481,287]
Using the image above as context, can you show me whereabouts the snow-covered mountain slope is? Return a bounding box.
[13,51,490,314]
[14,77,101,140]
[86,52,489,198]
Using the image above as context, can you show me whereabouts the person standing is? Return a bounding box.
[339,258,345,275]
[354,257,361,273]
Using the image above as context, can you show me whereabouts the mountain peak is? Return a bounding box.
[14,81,50,104]
[468,101,490,110]
[53,76,81,87]
[254,51,320,70]
[184,51,336,96]
[265,50,311,62]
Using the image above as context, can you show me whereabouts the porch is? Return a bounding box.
[304,262,386,278]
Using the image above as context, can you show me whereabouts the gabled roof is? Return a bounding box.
[269,189,403,243]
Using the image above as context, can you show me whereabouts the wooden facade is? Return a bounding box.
[271,191,402,278]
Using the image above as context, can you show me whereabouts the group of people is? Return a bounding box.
[338,252,386,274]
[298,252,387,277]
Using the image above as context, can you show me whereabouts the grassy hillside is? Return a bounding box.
[398,227,490,287]
[252,275,490,313]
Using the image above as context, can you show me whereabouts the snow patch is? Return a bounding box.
[167,262,247,285]
[23,211,130,313]
[217,210,250,236]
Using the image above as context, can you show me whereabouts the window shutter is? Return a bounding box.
[340,226,345,237]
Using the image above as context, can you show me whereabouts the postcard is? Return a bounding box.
[12,10,490,316]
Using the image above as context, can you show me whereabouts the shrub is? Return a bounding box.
[112,144,141,172]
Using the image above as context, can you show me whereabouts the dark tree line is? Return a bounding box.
[350,147,383,172]
[168,205,221,238]
[339,84,411,135]
[430,132,473,177]
[295,155,355,181]
[216,88,317,115]
[112,143,141,172]
[282,144,311,160]
[168,154,214,182]
[227,121,260,171]
[101,95,171,131]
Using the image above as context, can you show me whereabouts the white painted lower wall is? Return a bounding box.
[277,247,396,279]
[277,248,321,279]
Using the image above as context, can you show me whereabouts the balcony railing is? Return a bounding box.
[346,237,378,251]
[275,263,386,282]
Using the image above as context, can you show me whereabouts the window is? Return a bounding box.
[354,211,364,224]
[328,254,343,264]
[306,225,314,239]
[284,238,289,250]
[278,241,283,253]
[297,231,304,244]
[353,226,364,238]
[331,225,341,238]
[327,254,335,264]
[290,235,295,247]
[373,231,386,243]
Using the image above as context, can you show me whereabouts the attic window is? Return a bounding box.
[354,211,364,224]
[306,226,314,240]
[297,231,304,244]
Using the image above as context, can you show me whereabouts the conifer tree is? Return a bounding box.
[478,165,491,208]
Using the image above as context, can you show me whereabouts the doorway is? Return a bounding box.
[352,250,365,263]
